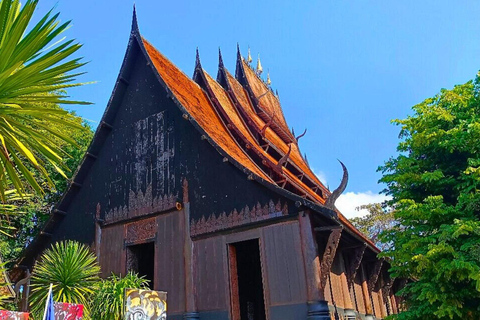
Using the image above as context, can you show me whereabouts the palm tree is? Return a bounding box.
[29,240,100,319]
[0,0,90,201]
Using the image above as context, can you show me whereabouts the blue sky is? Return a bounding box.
[34,1,480,217]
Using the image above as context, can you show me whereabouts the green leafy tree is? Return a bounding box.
[0,0,90,200]
[90,272,149,320]
[379,73,480,319]
[351,202,395,251]
[0,118,93,265]
[29,241,100,319]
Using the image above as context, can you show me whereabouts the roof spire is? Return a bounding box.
[247,47,253,64]
[131,4,139,34]
[266,69,271,85]
[256,54,263,75]
[195,47,201,67]
[275,89,279,99]
[218,47,224,67]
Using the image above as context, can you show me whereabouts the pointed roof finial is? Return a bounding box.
[266,69,271,85]
[256,54,263,75]
[218,47,224,67]
[247,47,253,64]
[237,43,241,60]
[131,4,139,34]
[275,89,279,98]
[196,47,200,66]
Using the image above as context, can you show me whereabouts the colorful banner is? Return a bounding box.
[124,289,167,320]
[0,311,29,320]
[53,303,83,320]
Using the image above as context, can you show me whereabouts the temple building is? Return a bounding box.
[12,10,404,320]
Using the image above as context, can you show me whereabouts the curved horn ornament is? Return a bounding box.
[295,128,307,143]
[325,160,349,209]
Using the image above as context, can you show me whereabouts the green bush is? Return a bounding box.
[90,272,149,320]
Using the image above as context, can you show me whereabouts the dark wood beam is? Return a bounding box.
[314,225,343,232]
[100,121,113,130]
[53,209,67,216]
[319,227,342,291]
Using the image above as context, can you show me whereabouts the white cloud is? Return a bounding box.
[336,191,391,219]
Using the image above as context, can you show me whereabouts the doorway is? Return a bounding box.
[229,239,266,320]
[126,241,155,288]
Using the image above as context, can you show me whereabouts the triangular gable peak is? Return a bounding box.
[235,47,294,144]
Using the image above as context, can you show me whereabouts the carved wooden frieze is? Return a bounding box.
[319,228,342,291]
[190,199,288,237]
[368,259,384,293]
[125,217,156,244]
[347,243,367,288]
[105,184,178,224]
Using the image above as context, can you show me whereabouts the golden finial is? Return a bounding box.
[266,70,271,85]
[247,47,252,64]
[256,54,263,75]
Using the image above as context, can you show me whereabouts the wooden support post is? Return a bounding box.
[298,212,330,320]
[382,276,395,316]
[360,264,374,316]
[338,253,356,320]
[182,179,199,320]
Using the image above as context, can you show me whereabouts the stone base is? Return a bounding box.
[344,308,356,320]
[364,314,375,320]
[307,300,331,320]
[183,312,200,320]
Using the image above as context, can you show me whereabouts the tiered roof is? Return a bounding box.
[141,37,376,249]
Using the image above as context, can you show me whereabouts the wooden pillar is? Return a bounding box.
[345,244,366,318]
[367,259,384,318]
[298,212,330,320]
[182,179,199,319]
[338,252,356,320]
[360,264,374,316]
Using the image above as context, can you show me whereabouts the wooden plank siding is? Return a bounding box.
[155,211,186,314]
[194,236,228,312]
[99,223,125,276]
[262,221,307,306]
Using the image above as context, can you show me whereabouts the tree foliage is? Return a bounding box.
[29,241,100,319]
[351,203,395,251]
[0,0,90,200]
[379,73,480,319]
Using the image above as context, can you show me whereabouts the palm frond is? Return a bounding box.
[0,0,90,199]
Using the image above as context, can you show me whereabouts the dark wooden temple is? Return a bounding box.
[12,10,404,320]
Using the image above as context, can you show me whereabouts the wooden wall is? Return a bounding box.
[99,223,125,276]
[155,211,186,314]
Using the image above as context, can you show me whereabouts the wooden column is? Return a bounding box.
[367,259,384,318]
[338,252,357,319]
[182,179,199,319]
[360,264,374,316]
[298,212,331,320]
[299,211,323,301]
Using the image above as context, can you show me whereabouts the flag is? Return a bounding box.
[42,283,54,320]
